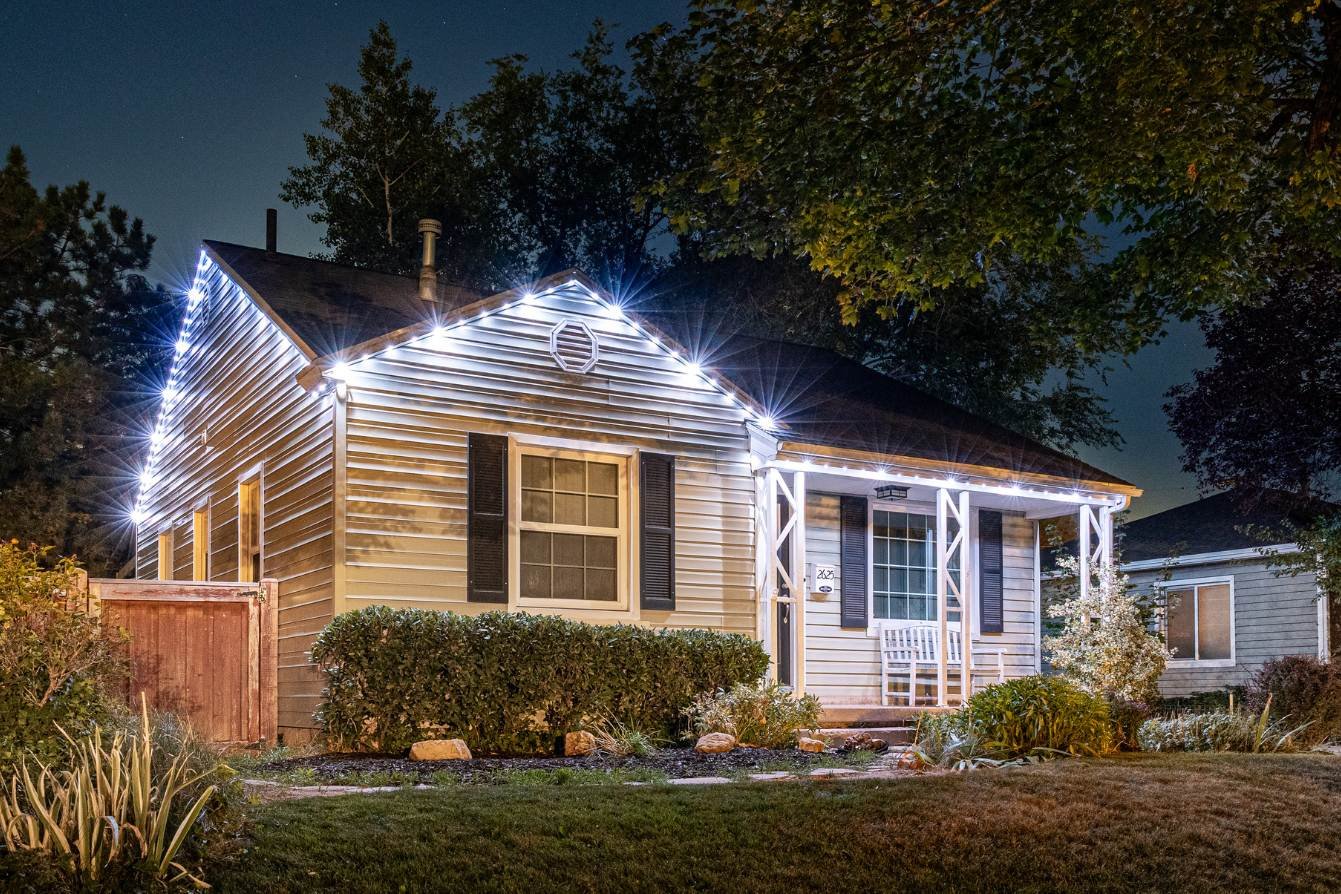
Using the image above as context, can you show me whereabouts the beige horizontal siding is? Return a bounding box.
[1127,560,1321,698]
[133,262,335,733]
[803,493,1039,706]
[340,287,756,635]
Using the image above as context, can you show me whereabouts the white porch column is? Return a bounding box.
[792,471,807,696]
[936,488,971,706]
[958,490,973,700]
[936,490,950,706]
[754,469,773,658]
[1077,503,1114,605]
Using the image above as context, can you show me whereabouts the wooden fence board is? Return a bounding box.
[90,578,278,744]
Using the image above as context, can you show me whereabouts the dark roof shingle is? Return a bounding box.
[1115,489,1338,562]
[205,241,1132,489]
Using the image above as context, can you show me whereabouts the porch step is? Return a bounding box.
[819,705,951,727]
[816,725,916,746]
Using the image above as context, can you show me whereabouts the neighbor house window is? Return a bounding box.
[192,507,210,581]
[517,449,624,607]
[1165,580,1233,664]
[156,531,173,580]
[873,510,939,621]
[238,477,261,583]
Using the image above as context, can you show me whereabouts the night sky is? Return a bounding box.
[3,1,1210,517]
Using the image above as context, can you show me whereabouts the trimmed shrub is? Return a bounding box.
[962,675,1114,757]
[0,543,126,769]
[684,682,822,748]
[312,607,769,754]
[1243,656,1341,746]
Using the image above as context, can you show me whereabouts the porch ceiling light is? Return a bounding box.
[874,483,910,501]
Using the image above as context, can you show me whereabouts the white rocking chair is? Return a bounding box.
[879,621,1006,707]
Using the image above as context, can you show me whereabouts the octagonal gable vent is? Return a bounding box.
[549,320,599,373]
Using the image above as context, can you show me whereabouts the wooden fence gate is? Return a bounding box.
[88,578,278,744]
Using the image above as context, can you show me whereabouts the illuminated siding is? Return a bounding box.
[132,260,335,733]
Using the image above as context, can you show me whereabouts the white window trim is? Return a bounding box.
[866,499,941,635]
[236,465,264,584]
[1158,575,1236,668]
[509,442,632,613]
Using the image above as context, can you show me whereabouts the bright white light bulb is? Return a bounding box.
[163,386,179,403]
[139,470,154,488]
[601,302,624,319]
[757,415,777,430]
[187,286,205,305]
[129,508,147,526]
[521,292,535,304]
[175,338,189,355]
[329,362,350,381]
[684,361,702,378]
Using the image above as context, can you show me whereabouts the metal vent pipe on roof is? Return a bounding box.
[418,218,442,302]
[265,208,278,252]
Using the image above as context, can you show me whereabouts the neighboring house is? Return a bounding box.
[1113,491,1333,698]
[131,226,1139,737]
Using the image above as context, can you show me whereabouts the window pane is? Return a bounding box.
[554,566,584,600]
[521,455,552,489]
[1197,584,1232,660]
[520,531,551,563]
[588,496,617,528]
[553,533,585,567]
[585,535,617,569]
[554,458,585,493]
[1166,588,1196,660]
[555,493,586,525]
[588,462,618,496]
[586,568,617,601]
[521,564,551,599]
[522,489,552,523]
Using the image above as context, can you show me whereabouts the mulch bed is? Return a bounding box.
[258,748,850,784]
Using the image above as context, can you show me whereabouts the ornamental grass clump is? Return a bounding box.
[1137,697,1311,753]
[962,675,1114,758]
[0,697,224,889]
[683,682,822,749]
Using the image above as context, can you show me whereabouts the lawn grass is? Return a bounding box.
[211,753,1341,893]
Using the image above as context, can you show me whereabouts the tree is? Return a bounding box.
[1045,556,1169,703]
[674,0,1341,338]
[0,146,171,574]
[1166,258,1341,500]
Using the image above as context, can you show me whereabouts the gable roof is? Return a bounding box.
[203,240,1135,491]
[1114,489,1338,562]
[205,240,480,358]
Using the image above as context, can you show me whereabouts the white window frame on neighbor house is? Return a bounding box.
[237,466,264,584]
[192,503,211,581]
[509,439,632,612]
[1159,576,1236,668]
[156,529,174,580]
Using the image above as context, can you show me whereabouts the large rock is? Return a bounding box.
[693,732,737,754]
[796,736,826,753]
[564,730,597,757]
[409,738,472,761]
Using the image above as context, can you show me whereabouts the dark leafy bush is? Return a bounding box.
[312,607,769,755]
[1244,655,1341,746]
[961,675,1114,757]
[1105,696,1154,751]
[0,543,126,769]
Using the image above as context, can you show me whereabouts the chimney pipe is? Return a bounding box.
[417,218,442,302]
[265,208,277,253]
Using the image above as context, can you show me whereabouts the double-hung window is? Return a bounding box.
[518,449,626,608]
[1164,580,1234,665]
[872,510,939,621]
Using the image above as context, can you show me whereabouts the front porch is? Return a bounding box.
[752,442,1128,712]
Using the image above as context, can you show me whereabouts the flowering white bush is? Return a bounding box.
[1045,556,1168,703]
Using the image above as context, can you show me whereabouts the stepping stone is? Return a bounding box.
[668,776,732,785]
[809,768,859,778]
[748,772,792,782]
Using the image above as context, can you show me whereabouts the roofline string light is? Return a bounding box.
[130,252,213,527]
[322,277,780,431]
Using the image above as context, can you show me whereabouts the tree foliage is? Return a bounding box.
[675,0,1341,336]
[1166,258,1341,499]
[0,147,172,573]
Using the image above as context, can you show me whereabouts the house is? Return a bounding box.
[131,221,1140,738]
[1109,491,1334,698]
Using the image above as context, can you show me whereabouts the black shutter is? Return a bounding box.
[467,433,508,603]
[640,453,676,611]
[978,509,1004,633]
[839,496,868,629]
